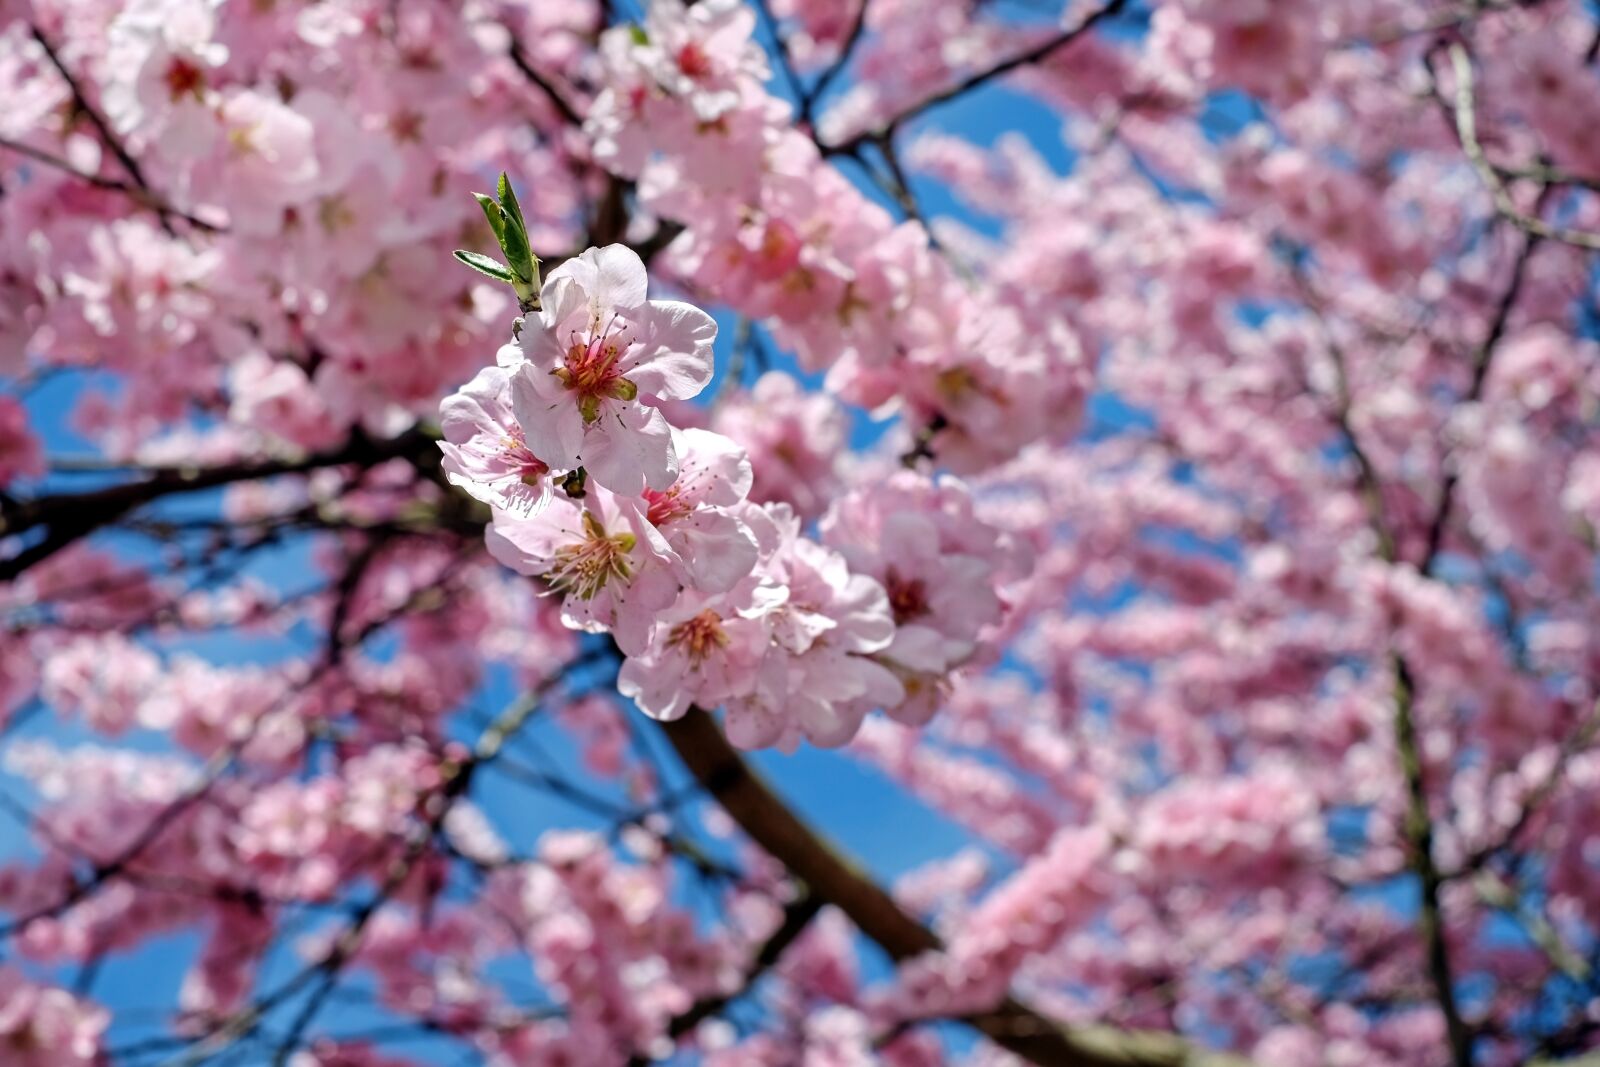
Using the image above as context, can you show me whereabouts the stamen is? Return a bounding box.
[667,610,729,664]
[543,513,637,600]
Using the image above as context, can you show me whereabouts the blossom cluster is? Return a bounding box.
[584,0,1091,472]
[442,243,1017,748]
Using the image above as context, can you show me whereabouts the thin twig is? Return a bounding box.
[0,426,435,581]
[824,0,1128,154]
[1452,700,1600,878]
[625,891,824,1065]
[802,0,871,125]
[27,25,220,233]
[1442,44,1600,251]
[1390,657,1474,1067]
[506,36,585,126]
[167,679,566,1067]
[1420,189,1548,574]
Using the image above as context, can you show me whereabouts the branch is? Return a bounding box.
[1275,210,1541,1040]
[1441,43,1600,251]
[506,36,585,127]
[1283,256,1399,560]
[657,707,1247,1067]
[1420,187,1547,575]
[801,0,871,126]
[168,681,561,1067]
[824,0,1128,155]
[0,564,465,949]
[626,891,824,1065]
[1390,656,1475,1067]
[1452,699,1600,879]
[1473,871,1590,982]
[27,25,219,234]
[0,426,435,582]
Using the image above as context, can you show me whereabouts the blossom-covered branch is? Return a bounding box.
[4,1,1600,1065]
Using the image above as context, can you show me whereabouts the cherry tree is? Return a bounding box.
[2,0,1600,1064]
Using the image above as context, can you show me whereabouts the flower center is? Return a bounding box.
[752,219,801,281]
[668,609,729,664]
[318,194,357,233]
[885,568,930,625]
[164,57,206,101]
[553,319,638,422]
[544,512,636,600]
[500,428,550,485]
[642,485,691,527]
[676,42,713,79]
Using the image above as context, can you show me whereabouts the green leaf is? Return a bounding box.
[452,249,515,282]
[628,24,649,45]
[473,192,506,247]
[493,173,538,289]
[500,223,536,285]
[496,172,527,236]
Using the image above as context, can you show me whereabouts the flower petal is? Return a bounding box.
[626,300,716,401]
[511,367,584,469]
[582,403,678,494]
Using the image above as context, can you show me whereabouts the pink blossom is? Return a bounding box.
[6,3,1600,1063]
[486,486,681,655]
[0,395,43,487]
[39,634,162,735]
[229,352,344,451]
[103,0,229,162]
[618,587,772,722]
[0,968,108,1067]
[711,371,846,520]
[641,0,771,122]
[640,427,759,592]
[439,365,557,516]
[823,471,1011,722]
[721,505,903,750]
[192,89,320,232]
[509,245,716,494]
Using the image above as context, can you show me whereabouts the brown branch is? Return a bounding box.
[1291,184,1556,1066]
[1390,656,1474,1067]
[0,426,435,582]
[1419,186,1548,574]
[1284,258,1399,561]
[657,707,1247,1067]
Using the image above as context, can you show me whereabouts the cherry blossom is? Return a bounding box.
[0,394,43,487]
[0,968,108,1067]
[485,486,681,655]
[439,365,557,516]
[507,244,716,494]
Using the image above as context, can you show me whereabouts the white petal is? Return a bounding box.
[582,404,678,494]
[511,369,584,469]
[587,244,649,310]
[626,300,716,401]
